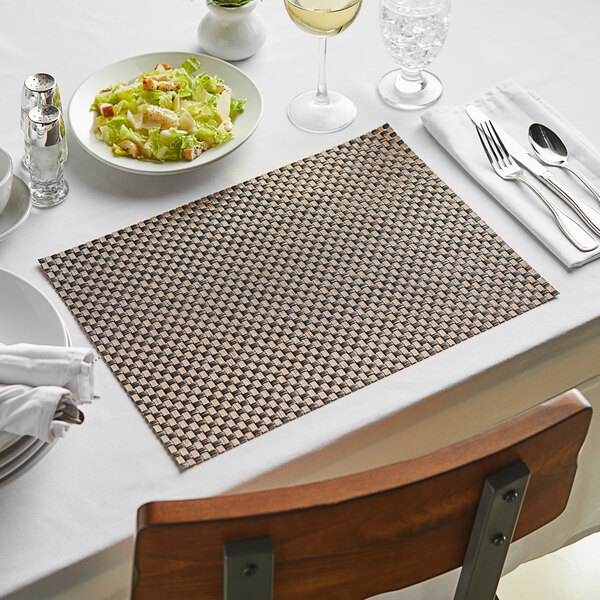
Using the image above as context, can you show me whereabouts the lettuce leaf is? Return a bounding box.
[181,56,202,74]
[145,128,199,161]
[230,98,246,115]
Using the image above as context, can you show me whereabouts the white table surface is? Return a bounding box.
[1,1,600,598]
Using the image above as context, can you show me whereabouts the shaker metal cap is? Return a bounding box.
[29,104,61,125]
[28,105,65,147]
[24,73,56,93]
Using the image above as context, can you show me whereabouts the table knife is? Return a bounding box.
[466,105,600,236]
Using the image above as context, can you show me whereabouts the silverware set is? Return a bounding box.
[467,105,600,253]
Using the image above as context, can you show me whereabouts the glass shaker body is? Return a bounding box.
[26,105,69,208]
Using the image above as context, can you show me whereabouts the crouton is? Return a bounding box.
[158,80,181,92]
[99,85,113,94]
[117,140,140,159]
[217,117,233,133]
[145,105,179,129]
[214,81,230,94]
[182,142,210,161]
[143,77,182,92]
[155,63,173,70]
[98,102,114,117]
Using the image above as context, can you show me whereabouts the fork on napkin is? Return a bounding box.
[421,79,600,268]
[0,344,97,442]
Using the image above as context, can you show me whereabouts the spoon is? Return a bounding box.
[529,123,600,206]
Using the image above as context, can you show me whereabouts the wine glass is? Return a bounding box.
[378,0,450,110]
[284,0,363,133]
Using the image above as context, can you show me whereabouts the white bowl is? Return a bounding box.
[0,148,14,214]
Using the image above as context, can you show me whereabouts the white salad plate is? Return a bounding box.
[0,434,38,465]
[0,268,68,349]
[0,176,32,242]
[68,51,263,176]
[0,268,69,485]
[0,441,51,488]
[0,439,46,482]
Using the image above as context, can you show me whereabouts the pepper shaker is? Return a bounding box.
[25,105,69,208]
[21,74,61,168]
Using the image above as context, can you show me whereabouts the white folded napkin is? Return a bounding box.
[421,79,600,268]
[0,344,96,442]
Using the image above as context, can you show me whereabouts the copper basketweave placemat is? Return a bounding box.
[39,125,557,468]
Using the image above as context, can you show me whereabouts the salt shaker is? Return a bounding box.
[25,105,69,208]
[21,74,61,168]
[21,73,61,130]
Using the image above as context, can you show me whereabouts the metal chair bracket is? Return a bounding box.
[222,463,529,600]
[224,536,274,600]
[453,460,531,600]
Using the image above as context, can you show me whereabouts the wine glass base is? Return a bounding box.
[378,69,443,110]
[287,90,357,134]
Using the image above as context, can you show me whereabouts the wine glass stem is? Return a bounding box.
[316,37,330,105]
[395,69,425,95]
[400,69,424,83]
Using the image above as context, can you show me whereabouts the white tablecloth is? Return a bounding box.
[1,1,600,598]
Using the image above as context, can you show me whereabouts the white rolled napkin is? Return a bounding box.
[0,385,75,442]
[421,79,600,268]
[0,343,96,442]
[0,343,95,403]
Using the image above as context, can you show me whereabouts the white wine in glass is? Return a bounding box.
[284,0,363,133]
[285,0,362,35]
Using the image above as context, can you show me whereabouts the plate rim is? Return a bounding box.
[0,438,45,478]
[0,268,70,459]
[0,439,49,488]
[0,440,55,488]
[0,268,69,348]
[0,176,32,242]
[67,50,263,176]
[0,434,37,463]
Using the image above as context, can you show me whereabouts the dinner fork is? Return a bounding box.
[476,121,598,253]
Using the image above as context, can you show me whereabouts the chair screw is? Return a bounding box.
[491,533,506,546]
[503,489,519,503]
[243,564,258,577]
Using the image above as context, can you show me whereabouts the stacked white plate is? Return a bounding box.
[0,268,70,487]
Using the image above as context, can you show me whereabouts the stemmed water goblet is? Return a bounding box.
[284,0,363,133]
[378,0,450,110]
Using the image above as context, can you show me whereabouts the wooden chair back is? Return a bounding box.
[132,390,591,600]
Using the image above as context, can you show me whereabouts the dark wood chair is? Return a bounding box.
[132,389,591,600]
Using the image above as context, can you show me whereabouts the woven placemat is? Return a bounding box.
[39,125,557,468]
